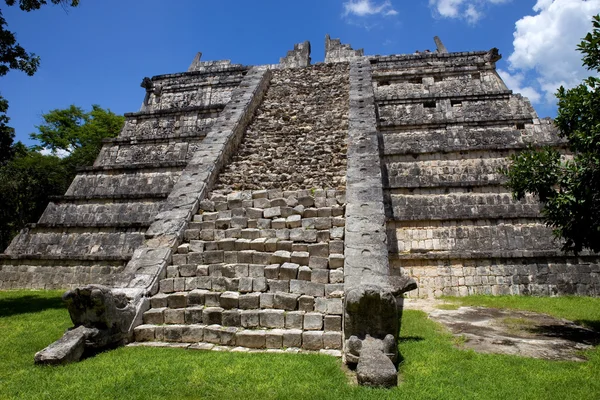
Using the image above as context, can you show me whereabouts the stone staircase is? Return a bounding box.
[135,189,346,352]
[134,62,351,352]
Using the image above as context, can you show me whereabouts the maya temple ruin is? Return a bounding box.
[1,36,599,387]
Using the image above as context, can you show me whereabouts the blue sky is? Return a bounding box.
[2,0,598,147]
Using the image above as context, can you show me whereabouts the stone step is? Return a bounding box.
[101,131,207,145]
[146,291,343,317]
[389,192,541,221]
[66,170,181,198]
[134,324,343,351]
[38,200,162,227]
[168,261,344,281]
[176,238,345,255]
[49,193,170,202]
[77,160,188,173]
[170,247,344,270]
[4,230,144,258]
[159,268,344,294]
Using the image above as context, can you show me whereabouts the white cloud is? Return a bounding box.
[39,147,70,158]
[505,0,600,103]
[498,69,542,103]
[429,0,511,23]
[343,0,398,17]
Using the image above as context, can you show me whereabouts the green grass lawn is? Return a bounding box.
[1,290,599,400]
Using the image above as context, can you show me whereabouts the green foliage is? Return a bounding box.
[0,0,79,167]
[30,104,124,168]
[506,14,600,254]
[1,291,600,399]
[0,148,69,249]
[0,105,123,250]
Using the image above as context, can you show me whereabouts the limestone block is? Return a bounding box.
[248,264,265,277]
[143,308,165,325]
[260,293,274,308]
[324,315,342,331]
[167,293,187,309]
[266,329,284,349]
[185,307,204,324]
[134,325,155,342]
[274,293,299,310]
[150,293,168,308]
[239,293,260,309]
[202,307,223,325]
[329,254,345,269]
[291,251,309,265]
[164,309,185,324]
[238,277,253,293]
[329,269,344,284]
[159,279,174,293]
[253,277,268,292]
[279,262,299,280]
[302,331,324,350]
[268,280,290,293]
[264,207,281,218]
[283,329,303,348]
[220,291,240,309]
[222,310,241,327]
[260,309,285,328]
[182,325,204,342]
[204,325,222,344]
[298,266,311,281]
[304,313,323,330]
[323,332,342,350]
[311,269,329,284]
[285,311,304,329]
[237,330,266,348]
[164,325,184,342]
[264,264,280,279]
[240,310,260,328]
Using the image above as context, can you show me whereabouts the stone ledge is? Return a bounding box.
[128,340,342,357]
[124,104,225,119]
[49,193,170,202]
[377,90,512,104]
[77,161,188,173]
[102,132,207,145]
[389,250,600,260]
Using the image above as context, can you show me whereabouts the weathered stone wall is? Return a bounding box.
[381,121,560,155]
[373,50,600,297]
[394,257,600,298]
[375,70,505,98]
[215,64,349,191]
[0,60,250,289]
[378,95,534,127]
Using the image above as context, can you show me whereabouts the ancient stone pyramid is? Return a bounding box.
[3,36,599,387]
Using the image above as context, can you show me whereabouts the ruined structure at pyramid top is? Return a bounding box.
[184,35,501,72]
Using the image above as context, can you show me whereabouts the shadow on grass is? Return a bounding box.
[398,336,424,343]
[0,295,65,318]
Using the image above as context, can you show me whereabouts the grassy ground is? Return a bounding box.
[1,290,599,400]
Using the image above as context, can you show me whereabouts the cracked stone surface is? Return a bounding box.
[406,299,599,361]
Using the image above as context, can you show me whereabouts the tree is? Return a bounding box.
[30,104,124,168]
[0,104,123,251]
[506,14,600,254]
[0,0,79,165]
[0,148,69,249]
